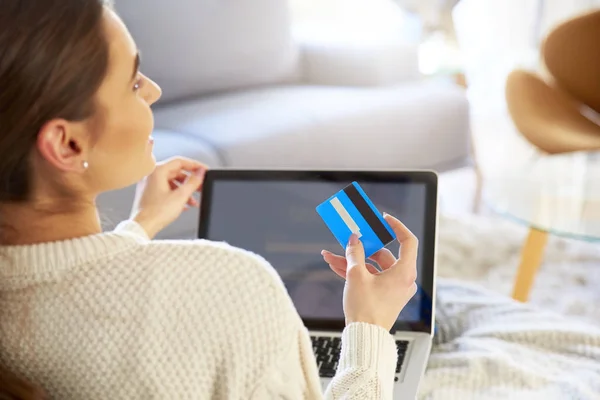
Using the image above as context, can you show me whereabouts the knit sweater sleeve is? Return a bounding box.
[247,258,399,399]
[251,321,399,399]
[323,323,398,399]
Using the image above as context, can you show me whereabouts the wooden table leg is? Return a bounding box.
[512,227,548,302]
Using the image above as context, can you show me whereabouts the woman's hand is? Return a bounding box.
[321,213,418,332]
[131,157,207,238]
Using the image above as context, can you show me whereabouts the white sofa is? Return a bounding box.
[98,0,471,239]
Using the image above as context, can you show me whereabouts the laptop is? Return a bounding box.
[198,169,438,399]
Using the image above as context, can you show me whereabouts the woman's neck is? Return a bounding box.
[0,200,102,245]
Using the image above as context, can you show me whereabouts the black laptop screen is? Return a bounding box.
[198,171,436,333]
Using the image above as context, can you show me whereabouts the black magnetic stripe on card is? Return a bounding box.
[343,184,394,244]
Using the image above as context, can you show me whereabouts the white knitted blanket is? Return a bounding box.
[420,279,600,400]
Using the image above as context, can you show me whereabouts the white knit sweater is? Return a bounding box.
[0,220,398,399]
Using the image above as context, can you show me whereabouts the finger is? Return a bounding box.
[167,167,206,182]
[327,261,347,279]
[158,157,208,178]
[187,196,199,207]
[173,172,190,184]
[169,178,198,194]
[365,263,380,275]
[322,251,380,274]
[170,174,204,194]
[322,251,346,271]
[327,261,379,278]
[173,176,201,207]
[325,254,379,278]
[176,171,205,202]
[368,248,396,270]
[383,213,418,262]
[160,156,208,171]
[344,234,367,277]
[167,174,190,191]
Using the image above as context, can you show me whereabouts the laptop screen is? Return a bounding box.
[198,170,436,333]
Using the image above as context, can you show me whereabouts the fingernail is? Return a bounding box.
[321,250,328,256]
[348,233,358,245]
[383,212,389,218]
[194,169,204,177]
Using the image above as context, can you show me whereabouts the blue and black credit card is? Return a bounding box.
[316,181,397,258]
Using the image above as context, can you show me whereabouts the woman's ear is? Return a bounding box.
[36,119,89,172]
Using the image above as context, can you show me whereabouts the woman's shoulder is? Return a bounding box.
[114,219,285,291]
[148,237,269,270]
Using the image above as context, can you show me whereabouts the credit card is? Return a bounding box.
[316,181,397,258]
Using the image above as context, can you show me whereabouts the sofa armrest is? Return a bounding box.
[295,28,421,87]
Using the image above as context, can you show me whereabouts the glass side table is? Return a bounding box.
[485,151,600,302]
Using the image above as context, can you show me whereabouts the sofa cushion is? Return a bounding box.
[152,80,471,171]
[114,0,300,103]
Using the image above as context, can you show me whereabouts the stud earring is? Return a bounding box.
[82,161,89,170]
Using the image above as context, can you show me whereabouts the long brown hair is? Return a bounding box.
[0,0,112,397]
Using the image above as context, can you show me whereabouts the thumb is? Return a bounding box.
[345,234,366,277]
[176,171,203,201]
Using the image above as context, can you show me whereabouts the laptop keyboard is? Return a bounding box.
[311,335,409,380]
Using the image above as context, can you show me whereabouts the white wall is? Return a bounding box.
[452,0,599,116]
[541,0,599,34]
[289,0,422,44]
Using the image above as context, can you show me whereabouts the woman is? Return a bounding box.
[0,0,418,398]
